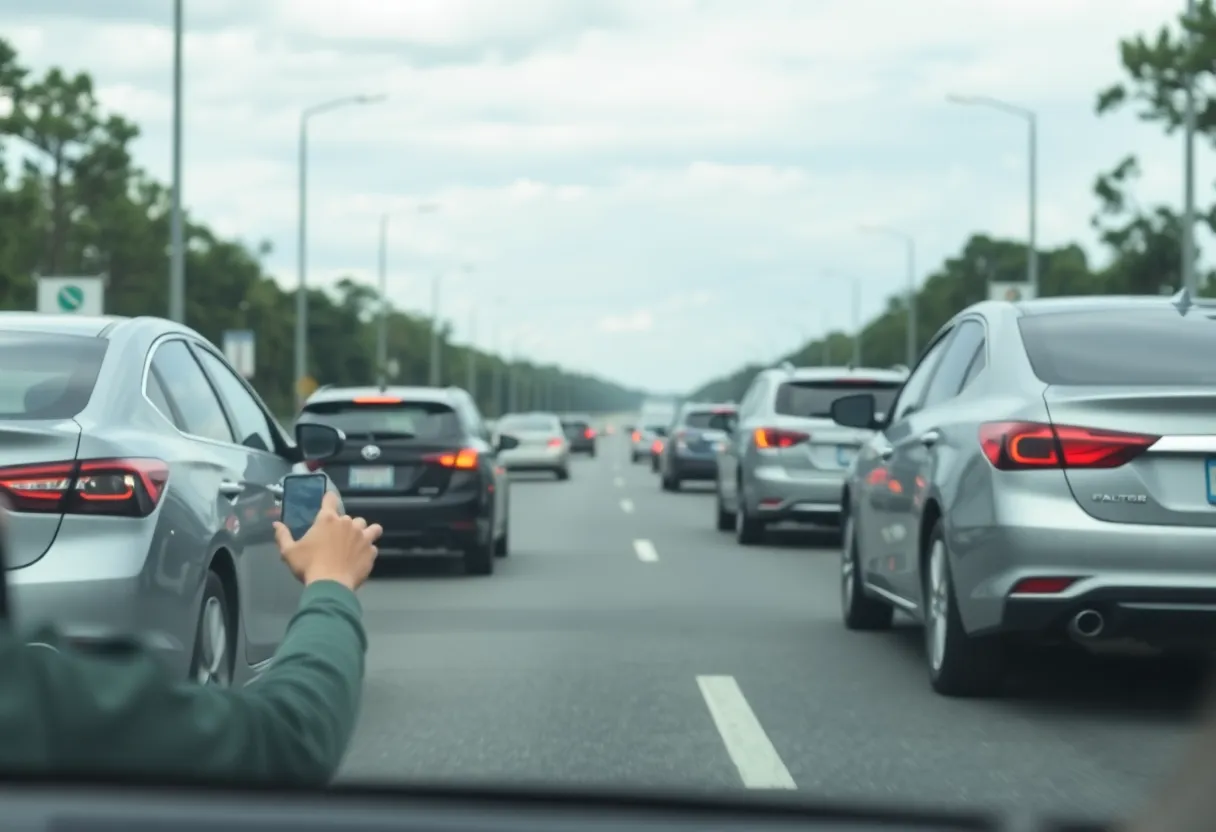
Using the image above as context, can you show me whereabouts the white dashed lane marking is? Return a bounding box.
[632,539,658,562]
[697,675,796,790]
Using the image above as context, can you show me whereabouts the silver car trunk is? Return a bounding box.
[0,420,84,568]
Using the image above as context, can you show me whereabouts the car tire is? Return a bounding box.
[923,519,1004,697]
[630,451,640,464]
[715,485,735,531]
[189,570,234,687]
[556,467,570,481]
[841,513,893,631]
[650,455,659,473]
[495,519,509,557]
[464,534,495,576]
[734,482,763,545]
[589,447,597,458]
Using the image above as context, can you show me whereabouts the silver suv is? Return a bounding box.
[712,365,906,544]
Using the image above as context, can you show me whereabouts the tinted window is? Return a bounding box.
[775,380,900,419]
[1019,309,1216,385]
[193,347,275,453]
[0,332,108,419]
[890,334,952,422]
[498,414,560,433]
[683,410,732,429]
[151,340,234,443]
[303,400,462,440]
[921,320,985,408]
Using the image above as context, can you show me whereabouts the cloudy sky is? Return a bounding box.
[1,0,1201,392]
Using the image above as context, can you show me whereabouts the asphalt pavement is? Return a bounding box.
[339,432,1205,820]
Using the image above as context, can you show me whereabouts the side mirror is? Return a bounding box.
[829,393,878,429]
[496,434,520,453]
[295,422,345,461]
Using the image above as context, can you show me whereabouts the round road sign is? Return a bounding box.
[57,284,85,312]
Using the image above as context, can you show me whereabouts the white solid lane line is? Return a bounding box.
[696,675,797,790]
[632,539,658,562]
[620,498,634,513]
[613,476,625,488]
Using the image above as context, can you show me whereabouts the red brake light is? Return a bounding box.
[1011,576,1079,595]
[424,448,479,469]
[651,440,663,453]
[979,422,1157,470]
[547,437,563,448]
[753,428,809,449]
[631,430,641,442]
[353,395,402,404]
[584,427,595,439]
[0,458,169,517]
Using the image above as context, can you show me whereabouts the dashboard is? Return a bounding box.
[0,780,1110,832]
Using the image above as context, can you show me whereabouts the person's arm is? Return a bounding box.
[18,580,366,785]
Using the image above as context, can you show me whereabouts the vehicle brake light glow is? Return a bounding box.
[979,422,1157,470]
[425,448,479,469]
[631,430,641,442]
[548,438,563,448]
[352,395,402,404]
[0,458,169,517]
[584,427,595,439]
[753,428,810,449]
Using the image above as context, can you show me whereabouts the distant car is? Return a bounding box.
[835,295,1216,697]
[1,312,344,688]
[298,385,511,576]
[714,366,905,543]
[560,413,597,456]
[659,403,736,491]
[495,412,571,480]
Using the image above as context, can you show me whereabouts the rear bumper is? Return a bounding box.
[568,438,596,453]
[498,447,567,471]
[747,465,846,526]
[343,492,488,553]
[1001,586,1216,649]
[670,454,717,480]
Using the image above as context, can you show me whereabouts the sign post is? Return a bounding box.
[222,330,256,379]
[36,275,106,315]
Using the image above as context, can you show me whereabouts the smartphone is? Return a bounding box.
[281,473,329,541]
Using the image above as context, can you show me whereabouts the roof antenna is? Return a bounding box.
[1172,286,1194,316]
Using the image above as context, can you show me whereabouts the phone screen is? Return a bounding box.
[281,473,328,541]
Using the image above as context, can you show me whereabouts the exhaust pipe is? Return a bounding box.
[1069,609,1105,639]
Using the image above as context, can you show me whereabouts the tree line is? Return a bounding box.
[690,3,1211,403]
[0,39,643,420]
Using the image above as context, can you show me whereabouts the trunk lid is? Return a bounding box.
[1042,385,1216,527]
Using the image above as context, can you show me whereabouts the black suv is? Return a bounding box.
[560,413,597,456]
[296,385,518,576]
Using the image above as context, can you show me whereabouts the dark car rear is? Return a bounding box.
[660,404,735,490]
[297,388,500,575]
[561,414,597,455]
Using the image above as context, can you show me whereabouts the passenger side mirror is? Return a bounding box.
[829,393,878,429]
[295,423,345,461]
[496,434,520,453]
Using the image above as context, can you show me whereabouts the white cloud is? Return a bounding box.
[0,0,1201,390]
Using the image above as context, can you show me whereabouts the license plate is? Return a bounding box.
[349,465,394,489]
[1207,459,1216,504]
[837,445,857,466]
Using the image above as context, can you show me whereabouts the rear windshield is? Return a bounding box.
[301,400,461,440]
[682,410,732,429]
[775,380,900,419]
[562,419,589,430]
[499,415,560,432]
[1018,309,1216,385]
[0,332,108,419]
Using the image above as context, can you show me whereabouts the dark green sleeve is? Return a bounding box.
[20,580,366,785]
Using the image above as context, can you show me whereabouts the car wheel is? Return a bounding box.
[715,483,734,531]
[650,456,659,473]
[734,481,763,545]
[464,534,495,576]
[589,447,597,458]
[923,520,1004,697]
[841,513,893,631]
[190,570,233,687]
[556,467,570,481]
[495,519,509,557]
[631,451,639,463]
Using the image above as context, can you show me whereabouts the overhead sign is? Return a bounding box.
[222,330,256,379]
[36,275,105,316]
[989,281,1036,302]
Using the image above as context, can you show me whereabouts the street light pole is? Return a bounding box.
[169,0,185,323]
[465,306,477,397]
[428,273,442,386]
[860,226,917,366]
[1182,0,1199,294]
[946,94,1039,296]
[294,93,385,408]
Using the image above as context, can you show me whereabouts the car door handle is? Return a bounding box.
[218,480,246,499]
[919,430,942,447]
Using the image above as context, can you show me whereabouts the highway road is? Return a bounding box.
[339,431,1203,820]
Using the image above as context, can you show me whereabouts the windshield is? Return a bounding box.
[10,2,1206,825]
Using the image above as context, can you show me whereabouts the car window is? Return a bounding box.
[0,331,108,419]
[145,369,183,429]
[888,331,952,423]
[775,379,901,419]
[150,340,234,443]
[959,344,986,392]
[193,347,276,453]
[303,399,463,440]
[921,320,986,409]
[683,410,732,429]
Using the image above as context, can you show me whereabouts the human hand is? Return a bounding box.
[272,490,382,591]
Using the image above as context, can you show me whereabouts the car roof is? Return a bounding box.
[305,385,464,406]
[766,365,908,383]
[965,295,1192,318]
[0,312,130,338]
[682,401,735,412]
